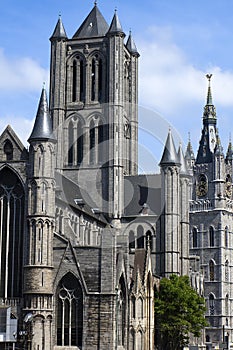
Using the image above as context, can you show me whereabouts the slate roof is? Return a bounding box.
[108,11,124,35]
[28,88,56,142]
[126,32,139,55]
[178,144,188,175]
[50,16,67,40]
[124,174,161,217]
[55,172,108,225]
[73,5,109,38]
[160,130,179,166]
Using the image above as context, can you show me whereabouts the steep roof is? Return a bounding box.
[28,88,56,143]
[73,4,109,38]
[160,129,179,166]
[108,10,124,35]
[126,32,139,55]
[178,144,188,175]
[50,16,67,40]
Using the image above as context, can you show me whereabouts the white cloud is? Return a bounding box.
[0,48,48,91]
[138,26,233,115]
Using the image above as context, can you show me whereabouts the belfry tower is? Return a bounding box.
[49,4,139,220]
[190,75,233,347]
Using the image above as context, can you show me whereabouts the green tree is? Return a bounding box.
[154,274,208,350]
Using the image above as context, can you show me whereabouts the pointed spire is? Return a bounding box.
[178,144,188,174]
[226,138,233,162]
[28,87,56,143]
[73,5,109,38]
[160,129,179,166]
[185,133,195,161]
[108,9,125,36]
[50,15,67,40]
[126,31,139,56]
[206,74,213,105]
[203,74,216,120]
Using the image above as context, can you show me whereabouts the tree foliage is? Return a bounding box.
[154,274,208,350]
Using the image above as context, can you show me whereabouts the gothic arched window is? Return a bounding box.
[209,226,215,247]
[225,226,228,248]
[193,227,198,248]
[72,57,84,103]
[0,167,25,298]
[68,121,74,165]
[137,225,144,249]
[225,294,229,315]
[56,273,83,347]
[225,260,229,281]
[129,231,135,251]
[209,260,215,281]
[77,120,83,165]
[4,140,13,161]
[117,276,126,347]
[91,55,104,102]
[209,293,215,315]
[98,120,104,163]
[89,119,95,164]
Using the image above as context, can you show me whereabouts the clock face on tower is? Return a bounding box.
[196,173,208,197]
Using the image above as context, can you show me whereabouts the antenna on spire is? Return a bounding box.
[188,131,191,142]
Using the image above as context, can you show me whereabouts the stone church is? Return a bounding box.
[0,3,232,350]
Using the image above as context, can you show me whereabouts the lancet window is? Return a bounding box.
[0,167,24,298]
[56,273,83,347]
[72,56,84,103]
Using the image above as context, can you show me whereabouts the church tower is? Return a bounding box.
[190,75,233,347]
[49,4,139,220]
[23,88,56,349]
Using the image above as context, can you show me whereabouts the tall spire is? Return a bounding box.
[206,74,213,105]
[203,73,216,120]
[28,88,56,143]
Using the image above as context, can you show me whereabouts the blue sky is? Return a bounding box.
[1,0,233,172]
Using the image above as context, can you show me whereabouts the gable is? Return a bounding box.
[0,125,28,162]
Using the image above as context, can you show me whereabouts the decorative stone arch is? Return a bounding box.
[208,292,215,315]
[56,272,83,348]
[67,52,86,103]
[88,51,106,103]
[0,166,25,298]
[65,113,84,166]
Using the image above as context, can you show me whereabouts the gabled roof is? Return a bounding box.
[50,16,67,40]
[0,125,28,161]
[73,4,109,38]
[28,88,56,143]
[160,129,179,166]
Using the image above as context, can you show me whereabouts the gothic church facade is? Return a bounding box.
[0,4,232,350]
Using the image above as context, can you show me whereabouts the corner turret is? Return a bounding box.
[28,87,56,143]
[50,15,67,40]
[108,10,125,36]
[160,129,179,166]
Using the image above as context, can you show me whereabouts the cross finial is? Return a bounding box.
[94,0,97,6]
[43,82,46,89]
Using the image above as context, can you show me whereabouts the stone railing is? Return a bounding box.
[189,199,213,212]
